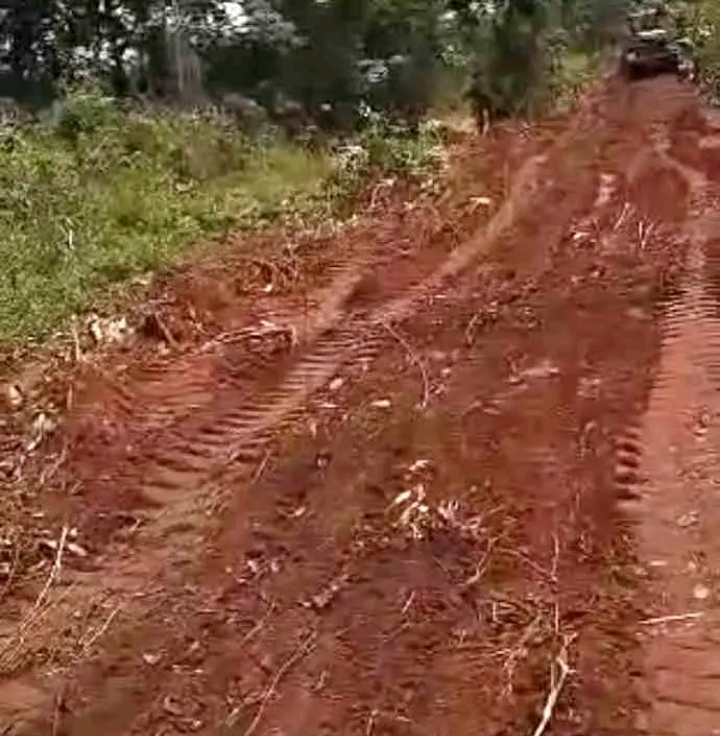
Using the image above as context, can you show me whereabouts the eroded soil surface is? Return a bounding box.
[2,75,720,736]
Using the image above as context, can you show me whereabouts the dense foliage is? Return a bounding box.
[0,0,662,346]
[671,0,720,92]
[0,0,633,125]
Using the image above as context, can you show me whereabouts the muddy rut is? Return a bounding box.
[3,75,720,736]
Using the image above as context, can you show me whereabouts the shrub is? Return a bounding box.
[48,86,120,145]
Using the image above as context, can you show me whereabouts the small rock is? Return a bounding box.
[470,195,492,209]
[162,695,183,717]
[694,583,711,601]
[371,399,391,409]
[88,314,131,345]
[26,412,56,451]
[408,459,431,474]
[634,710,650,733]
[5,384,22,410]
[523,359,560,380]
[677,511,699,528]
[142,652,162,666]
[328,376,344,392]
[67,542,89,558]
[626,307,649,321]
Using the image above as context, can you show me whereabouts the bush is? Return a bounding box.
[465,17,555,122]
[0,81,453,345]
[48,86,120,145]
[322,108,443,217]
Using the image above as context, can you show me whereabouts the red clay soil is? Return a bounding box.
[1,75,719,736]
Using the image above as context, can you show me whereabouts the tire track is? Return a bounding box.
[609,116,720,734]
[1,78,699,736]
[71,149,552,521]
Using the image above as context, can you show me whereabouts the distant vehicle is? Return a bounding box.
[620,28,687,80]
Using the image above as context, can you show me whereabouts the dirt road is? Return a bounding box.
[2,74,720,735]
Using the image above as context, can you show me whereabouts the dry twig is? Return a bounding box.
[503,613,543,697]
[461,537,498,590]
[39,444,68,486]
[0,525,69,669]
[22,525,68,628]
[531,636,574,736]
[550,533,560,580]
[641,612,703,625]
[508,548,558,584]
[638,220,655,250]
[51,681,67,736]
[612,202,631,233]
[377,320,429,409]
[71,318,82,364]
[243,631,317,736]
[239,603,277,649]
[251,451,270,485]
[80,604,122,654]
[0,543,20,605]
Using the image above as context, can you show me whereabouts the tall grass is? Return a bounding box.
[0,91,332,344]
[0,87,444,346]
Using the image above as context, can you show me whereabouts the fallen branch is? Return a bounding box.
[143,311,177,348]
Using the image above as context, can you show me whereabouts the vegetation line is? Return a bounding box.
[2,0,715,345]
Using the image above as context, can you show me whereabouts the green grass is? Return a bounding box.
[552,50,598,112]
[0,96,333,344]
[687,2,720,92]
[0,88,444,346]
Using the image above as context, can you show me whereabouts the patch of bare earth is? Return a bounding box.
[0,76,715,736]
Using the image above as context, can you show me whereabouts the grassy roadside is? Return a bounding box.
[0,99,335,345]
[0,89,447,347]
[0,59,599,349]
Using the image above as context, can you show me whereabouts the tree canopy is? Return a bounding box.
[0,0,636,120]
